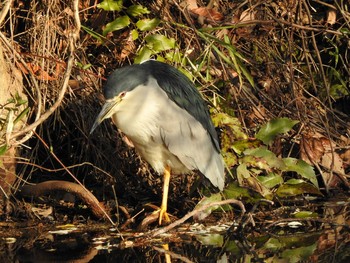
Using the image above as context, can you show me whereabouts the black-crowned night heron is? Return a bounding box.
[90,60,225,224]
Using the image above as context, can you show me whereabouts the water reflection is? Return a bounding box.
[1,200,349,262]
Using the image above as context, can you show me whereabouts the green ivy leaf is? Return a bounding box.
[103,16,130,36]
[224,182,262,203]
[97,0,123,11]
[145,34,175,52]
[283,158,318,188]
[256,118,299,145]
[134,46,153,64]
[244,147,286,170]
[230,139,261,155]
[276,182,321,197]
[136,18,160,31]
[281,244,317,263]
[293,211,318,218]
[126,5,150,17]
[257,173,283,189]
[131,29,139,40]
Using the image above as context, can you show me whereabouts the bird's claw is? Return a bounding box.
[158,206,170,225]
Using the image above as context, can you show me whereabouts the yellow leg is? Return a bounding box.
[159,165,171,225]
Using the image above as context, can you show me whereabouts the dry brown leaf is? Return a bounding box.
[239,9,256,22]
[300,133,346,188]
[300,134,325,165]
[185,0,198,9]
[326,8,337,25]
[191,7,224,21]
[120,32,135,60]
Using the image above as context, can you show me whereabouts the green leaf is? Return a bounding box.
[103,16,130,36]
[231,139,261,155]
[194,193,222,220]
[126,5,150,17]
[281,244,317,263]
[283,158,318,188]
[236,162,251,185]
[257,173,284,189]
[196,234,223,247]
[256,118,299,145]
[145,34,175,52]
[130,29,139,40]
[136,18,160,31]
[224,182,262,202]
[244,147,286,170]
[211,112,248,141]
[97,0,123,11]
[134,46,153,64]
[81,25,104,42]
[276,182,321,197]
[293,211,318,218]
[14,107,30,124]
[0,144,7,156]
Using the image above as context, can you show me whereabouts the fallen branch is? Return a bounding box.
[19,180,106,219]
[150,198,245,237]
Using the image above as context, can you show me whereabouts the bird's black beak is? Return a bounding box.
[90,98,121,134]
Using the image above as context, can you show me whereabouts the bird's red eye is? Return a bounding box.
[119,91,126,98]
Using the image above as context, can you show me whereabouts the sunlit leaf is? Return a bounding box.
[131,29,139,40]
[134,46,153,64]
[257,173,283,189]
[231,139,261,155]
[97,0,123,11]
[283,158,318,188]
[126,5,150,17]
[223,151,238,168]
[244,147,286,170]
[236,162,250,185]
[211,112,248,141]
[256,118,299,145]
[145,34,175,52]
[293,211,318,218]
[103,16,130,36]
[136,18,160,31]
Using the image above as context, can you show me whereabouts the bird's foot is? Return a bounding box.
[138,203,172,230]
[158,205,170,225]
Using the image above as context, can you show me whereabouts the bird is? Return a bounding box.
[90,60,225,225]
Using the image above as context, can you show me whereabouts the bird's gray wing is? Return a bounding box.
[158,96,225,190]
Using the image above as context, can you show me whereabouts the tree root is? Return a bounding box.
[19,180,107,219]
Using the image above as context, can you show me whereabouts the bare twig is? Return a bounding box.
[0,0,11,26]
[151,199,245,237]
